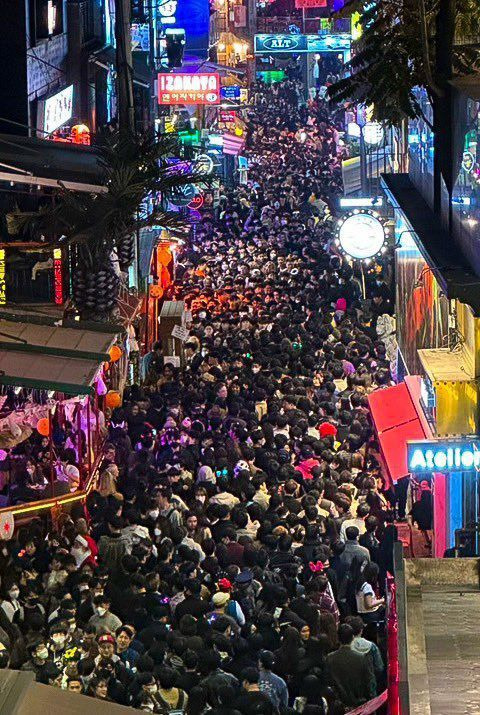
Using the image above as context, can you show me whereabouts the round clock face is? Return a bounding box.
[338,213,385,259]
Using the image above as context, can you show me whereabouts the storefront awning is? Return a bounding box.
[0,350,102,395]
[381,173,480,315]
[0,319,116,360]
[0,318,118,394]
[179,54,246,77]
[368,382,427,483]
[0,134,105,193]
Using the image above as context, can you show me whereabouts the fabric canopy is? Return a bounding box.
[0,319,116,360]
[0,318,118,394]
[368,382,427,483]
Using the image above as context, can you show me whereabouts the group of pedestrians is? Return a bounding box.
[0,80,397,714]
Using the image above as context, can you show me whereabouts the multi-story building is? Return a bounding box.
[0,0,152,140]
[369,78,480,557]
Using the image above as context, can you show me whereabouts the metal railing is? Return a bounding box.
[393,541,410,713]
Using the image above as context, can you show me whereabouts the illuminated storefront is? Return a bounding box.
[378,174,480,557]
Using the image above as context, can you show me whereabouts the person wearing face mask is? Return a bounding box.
[0,583,23,624]
[88,594,122,635]
[48,622,69,665]
[22,638,52,678]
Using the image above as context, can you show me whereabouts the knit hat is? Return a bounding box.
[318,422,337,438]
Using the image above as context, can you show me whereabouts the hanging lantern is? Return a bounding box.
[109,345,123,363]
[36,418,51,437]
[105,391,122,409]
[150,285,164,300]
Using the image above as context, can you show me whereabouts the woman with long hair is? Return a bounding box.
[317,612,339,651]
[274,625,305,697]
[355,562,385,624]
[86,465,123,521]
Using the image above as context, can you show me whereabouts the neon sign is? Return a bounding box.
[158,0,178,24]
[40,85,74,135]
[53,248,63,305]
[254,34,351,54]
[0,249,5,305]
[158,73,220,105]
[407,440,480,473]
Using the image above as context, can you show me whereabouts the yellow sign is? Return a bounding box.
[351,11,362,40]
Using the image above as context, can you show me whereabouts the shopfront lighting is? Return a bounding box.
[336,209,388,260]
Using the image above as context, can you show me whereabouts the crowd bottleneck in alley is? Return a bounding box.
[1,80,397,714]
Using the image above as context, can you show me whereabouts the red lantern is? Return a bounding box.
[109,345,123,363]
[37,418,51,437]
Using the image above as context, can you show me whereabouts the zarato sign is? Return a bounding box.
[157,73,220,105]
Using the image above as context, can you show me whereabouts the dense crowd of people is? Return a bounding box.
[0,80,398,713]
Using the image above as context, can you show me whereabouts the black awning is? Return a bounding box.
[0,133,104,191]
[381,173,480,316]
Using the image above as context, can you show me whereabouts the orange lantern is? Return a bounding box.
[105,391,122,409]
[150,285,164,300]
[109,345,123,363]
[37,417,51,437]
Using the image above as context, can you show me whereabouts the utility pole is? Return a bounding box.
[115,0,136,135]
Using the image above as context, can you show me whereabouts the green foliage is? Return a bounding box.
[14,131,210,269]
[328,0,480,125]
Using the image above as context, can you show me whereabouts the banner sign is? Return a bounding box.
[254,34,351,54]
[295,0,327,7]
[233,5,247,27]
[407,439,480,473]
[221,85,241,100]
[157,73,220,105]
[131,23,150,50]
[39,85,74,135]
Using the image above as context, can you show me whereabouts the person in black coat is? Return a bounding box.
[410,481,433,548]
[325,624,376,708]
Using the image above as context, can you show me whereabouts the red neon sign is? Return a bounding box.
[188,194,204,210]
[158,73,221,105]
[53,248,63,305]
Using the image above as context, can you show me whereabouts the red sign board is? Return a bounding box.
[158,73,221,105]
[233,5,247,27]
[295,0,326,7]
[220,110,236,123]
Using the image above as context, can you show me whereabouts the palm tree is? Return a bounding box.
[15,131,209,321]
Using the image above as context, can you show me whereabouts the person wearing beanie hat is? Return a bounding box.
[318,421,338,439]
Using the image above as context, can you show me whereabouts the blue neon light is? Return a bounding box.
[407,439,480,473]
[254,34,351,55]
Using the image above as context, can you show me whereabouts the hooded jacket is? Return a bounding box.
[351,636,384,676]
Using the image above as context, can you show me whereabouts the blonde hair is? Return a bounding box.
[97,469,121,498]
